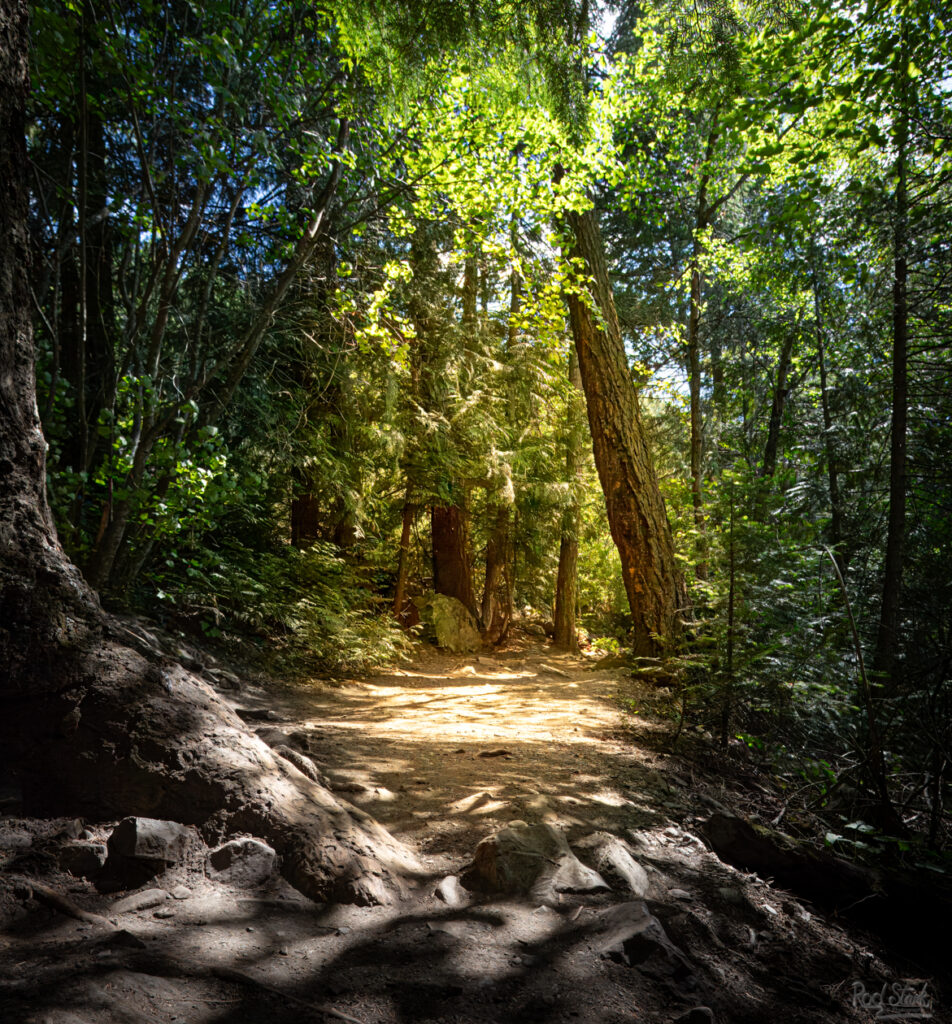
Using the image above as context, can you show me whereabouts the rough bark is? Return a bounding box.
[553,350,584,652]
[290,489,323,547]
[0,9,418,905]
[563,207,685,657]
[431,502,478,619]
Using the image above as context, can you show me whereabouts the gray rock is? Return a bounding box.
[415,594,481,653]
[108,817,192,865]
[171,885,191,900]
[59,841,107,878]
[463,822,608,901]
[574,832,650,898]
[593,902,696,984]
[111,888,171,914]
[435,875,465,906]
[207,838,276,887]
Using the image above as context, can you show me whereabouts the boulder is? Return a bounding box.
[463,821,608,902]
[207,837,276,887]
[415,594,481,653]
[593,901,696,985]
[59,841,107,878]
[104,817,194,888]
[574,832,650,898]
[108,816,192,864]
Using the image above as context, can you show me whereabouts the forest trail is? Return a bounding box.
[273,640,680,868]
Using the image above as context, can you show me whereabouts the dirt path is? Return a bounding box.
[1,638,942,1024]
[287,641,678,867]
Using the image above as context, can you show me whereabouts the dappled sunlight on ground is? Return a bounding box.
[264,643,675,862]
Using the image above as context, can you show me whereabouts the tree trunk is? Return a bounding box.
[291,489,323,547]
[481,504,510,637]
[0,9,416,904]
[562,206,685,658]
[812,269,846,569]
[760,328,797,478]
[553,349,584,652]
[392,489,416,625]
[873,56,909,684]
[431,501,477,618]
[687,251,707,579]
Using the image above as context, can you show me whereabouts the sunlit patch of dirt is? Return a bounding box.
[270,642,673,864]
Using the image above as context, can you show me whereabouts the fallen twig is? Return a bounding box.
[13,875,116,929]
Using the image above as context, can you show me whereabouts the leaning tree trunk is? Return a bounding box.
[0,2,418,906]
[563,207,686,658]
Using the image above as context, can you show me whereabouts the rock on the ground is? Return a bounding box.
[111,888,170,914]
[207,837,277,887]
[574,832,650,898]
[108,816,192,864]
[463,821,608,902]
[593,901,697,985]
[104,817,194,885]
[435,874,465,906]
[58,841,107,878]
[415,594,481,653]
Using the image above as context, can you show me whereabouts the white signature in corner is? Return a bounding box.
[852,980,934,1020]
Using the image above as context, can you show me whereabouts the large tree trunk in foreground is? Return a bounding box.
[0,2,417,906]
[563,207,685,657]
